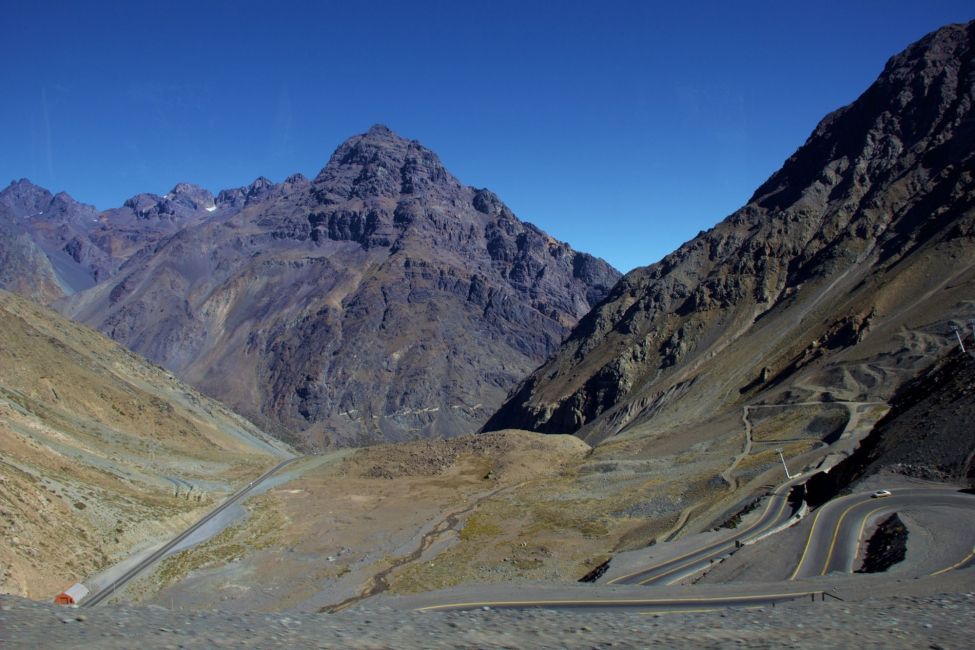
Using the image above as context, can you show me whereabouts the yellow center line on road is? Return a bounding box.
[848,504,894,570]
[929,546,975,576]
[639,605,765,616]
[818,497,876,576]
[641,487,797,586]
[789,501,828,581]
[793,488,972,579]
[637,500,782,587]
[610,487,791,585]
[416,591,819,612]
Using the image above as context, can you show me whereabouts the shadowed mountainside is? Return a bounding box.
[861,349,975,483]
[484,21,975,449]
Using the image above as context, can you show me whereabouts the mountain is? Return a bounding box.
[0,289,292,599]
[0,179,235,301]
[58,126,620,447]
[484,21,975,448]
[0,214,64,305]
[0,180,105,301]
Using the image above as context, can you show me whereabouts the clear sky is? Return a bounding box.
[2,1,972,272]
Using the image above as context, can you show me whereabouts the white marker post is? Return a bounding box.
[777,449,795,480]
[953,326,966,353]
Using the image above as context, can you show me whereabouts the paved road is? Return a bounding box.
[415,485,974,613]
[608,478,804,586]
[83,457,301,608]
[417,590,830,613]
[789,487,975,579]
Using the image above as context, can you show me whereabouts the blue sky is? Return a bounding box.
[2,1,972,272]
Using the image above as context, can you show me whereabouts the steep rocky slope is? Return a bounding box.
[0,214,65,305]
[485,21,975,452]
[59,126,619,447]
[862,349,975,483]
[0,290,292,599]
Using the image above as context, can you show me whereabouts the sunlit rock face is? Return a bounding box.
[58,125,620,448]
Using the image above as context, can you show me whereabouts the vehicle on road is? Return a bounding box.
[871,489,892,498]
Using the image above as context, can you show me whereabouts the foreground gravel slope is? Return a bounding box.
[2,590,971,649]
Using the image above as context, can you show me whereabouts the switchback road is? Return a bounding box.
[789,487,975,579]
[608,478,804,586]
[416,485,974,613]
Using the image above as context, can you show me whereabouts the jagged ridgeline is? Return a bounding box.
[0,127,619,448]
[484,21,975,444]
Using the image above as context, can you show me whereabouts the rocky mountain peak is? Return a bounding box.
[1,180,95,224]
[1,178,55,218]
[57,123,620,447]
[312,125,458,202]
[165,183,214,211]
[750,21,973,215]
[215,174,305,209]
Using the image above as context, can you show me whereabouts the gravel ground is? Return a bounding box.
[2,591,972,649]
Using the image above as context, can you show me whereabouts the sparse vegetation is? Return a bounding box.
[156,497,287,589]
[459,511,503,540]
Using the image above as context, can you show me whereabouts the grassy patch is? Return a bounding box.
[529,502,609,538]
[459,511,503,541]
[154,495,286,589]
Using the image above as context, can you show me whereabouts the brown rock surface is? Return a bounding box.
[59,126,620,448]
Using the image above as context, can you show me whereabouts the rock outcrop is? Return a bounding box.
[484,21,975,445]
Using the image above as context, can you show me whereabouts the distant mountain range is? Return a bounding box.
[0,127,619,447]
[485,21,975,449]
[4,21,972,463]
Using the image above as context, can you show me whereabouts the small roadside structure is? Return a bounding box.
[53,583,89,606]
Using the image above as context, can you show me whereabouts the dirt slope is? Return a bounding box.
[0,290,292,599]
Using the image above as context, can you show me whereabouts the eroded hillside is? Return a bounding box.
[0,290,292,599]
[487,21,975,444]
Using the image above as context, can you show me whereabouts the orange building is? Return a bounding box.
[53,583,89,606]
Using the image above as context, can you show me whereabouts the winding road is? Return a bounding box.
[416,485,975,613]
[608,478,803,586]
[417,590,831,613]
[83,457,301,608]
[789,487,975,579]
